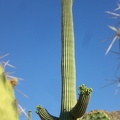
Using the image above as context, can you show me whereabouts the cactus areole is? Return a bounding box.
[36,0,93,120]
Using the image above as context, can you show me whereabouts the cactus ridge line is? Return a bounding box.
[37,1,92,120]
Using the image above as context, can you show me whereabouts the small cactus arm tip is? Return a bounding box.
[79,84,93,95]
[36,105,43,112]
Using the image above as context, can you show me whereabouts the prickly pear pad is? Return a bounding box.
[0,65,19,120]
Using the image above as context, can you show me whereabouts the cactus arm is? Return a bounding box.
[71,84,93,119]
[36,105,59,120]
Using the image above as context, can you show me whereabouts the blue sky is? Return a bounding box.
[0,0,120,120]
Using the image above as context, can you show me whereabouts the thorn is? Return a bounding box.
[114,3,120,11]
[5,71,16,75]
[0,53,9,59]
[2,60,16,69]
[18,104,28,118]
[105,36,118,55]
[6,75,23,80]
[108,25,118,32]
[15,88,29,99]
[106,11,120,17]
[102,77,120,94]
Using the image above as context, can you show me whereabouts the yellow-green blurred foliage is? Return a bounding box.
[0,65,19,120]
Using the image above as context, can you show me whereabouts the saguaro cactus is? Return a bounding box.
[0,65,19,120]
[37,0,92,120]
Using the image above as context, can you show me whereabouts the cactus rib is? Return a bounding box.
[71,84,93,118]
[37,0,92,119]
[36,105,59,120]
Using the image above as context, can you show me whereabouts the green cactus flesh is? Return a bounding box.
[37,0,92,120]
[71,85,93,118]
[36,105,59,120]
[60,0,92,119]
[82,110,112,120]
[0,65,19,120]
[60,0,77,114]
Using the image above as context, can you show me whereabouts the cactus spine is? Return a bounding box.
[37,0,92,120]
[0,65,19,120]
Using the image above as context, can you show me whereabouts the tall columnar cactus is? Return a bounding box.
[36,0,92,120]
[0,65,19,120]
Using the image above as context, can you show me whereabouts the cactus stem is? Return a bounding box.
[28,111,32,120]
[36,105,59,120]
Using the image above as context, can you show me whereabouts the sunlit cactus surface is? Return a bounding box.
[0,64,19,120]
[36,0,92,120]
